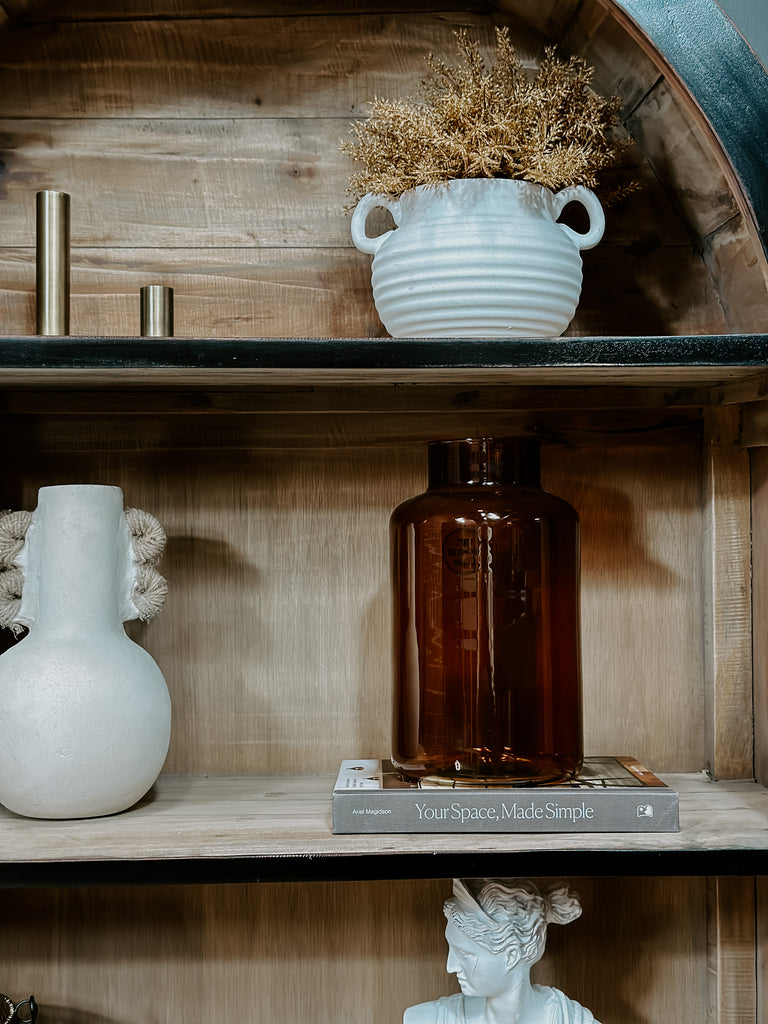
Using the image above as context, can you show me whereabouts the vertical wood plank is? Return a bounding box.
[749,444,768,786]
[707,876,757,1024]
[548,437,707,773]
[757,877,768,1024]
[517,877,710,1024]
[702,406,754,780]
[703,218,768,336]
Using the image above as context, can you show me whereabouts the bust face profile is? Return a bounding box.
[444,919,512,998]
[403,878,600,1024]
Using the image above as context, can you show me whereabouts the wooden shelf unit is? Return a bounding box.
[1,2,768,1023]
[0,334,767,1020]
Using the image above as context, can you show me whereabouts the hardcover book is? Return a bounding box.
[332,756,679,834]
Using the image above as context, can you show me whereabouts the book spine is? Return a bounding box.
[332,790,679,834]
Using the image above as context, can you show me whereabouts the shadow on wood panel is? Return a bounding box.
[35,1010,118,1024]
[0,877,709,1024]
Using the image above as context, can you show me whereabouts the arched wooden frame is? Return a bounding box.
[501,0,768,332]
[611,0,768,257]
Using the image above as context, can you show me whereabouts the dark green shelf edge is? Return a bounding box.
[1,335,768,372]
[1,849,766,888]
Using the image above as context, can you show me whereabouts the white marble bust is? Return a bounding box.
[404,878,600,1024]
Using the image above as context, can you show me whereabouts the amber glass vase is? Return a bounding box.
[390,437,582,785]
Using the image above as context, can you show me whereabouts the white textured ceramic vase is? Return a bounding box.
[0,485,171,819]
[351,178,605,338]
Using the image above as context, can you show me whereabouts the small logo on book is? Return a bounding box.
[637,803,654,818]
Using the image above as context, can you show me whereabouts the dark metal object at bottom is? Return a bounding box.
[0,995,38,1024]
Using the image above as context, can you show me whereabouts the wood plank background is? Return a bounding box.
[750,445,768,786]
[0,429,709,776]
[0,877,712,1024]
[0,0,763,339]
[0,4,765,1024]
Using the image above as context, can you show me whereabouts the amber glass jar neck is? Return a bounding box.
[427,438,541,487]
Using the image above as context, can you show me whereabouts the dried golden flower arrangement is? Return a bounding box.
[341,26,631,203]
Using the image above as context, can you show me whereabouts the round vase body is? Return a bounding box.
[0,485,171,819]
[390,438,582,784]
[351,178,605,338]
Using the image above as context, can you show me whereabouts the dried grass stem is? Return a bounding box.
[341,27,630,203]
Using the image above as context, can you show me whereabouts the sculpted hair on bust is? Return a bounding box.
[444,878,582,967]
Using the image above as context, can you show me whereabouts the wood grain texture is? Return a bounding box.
[622,73,767,333]
[561,0,662,112]
[539,877,709,1024]
[0,6,758,338]
[607,0,768,269]
[493,0,580,41]
[0,3,763,1024]
[0,878,452,1024]
[717,374,768,409]
[0,118,356,247]
[0,242,730,340]
[0,14,533,119]
[560,0,768,338]
[0,876,709,1024]
[0,121,683,250]
[0,385,715,417]
[0,247,383,339]
[758,877,768,1024]
[702,407,754,780]
[546,438,707,773]
[0,408,706,452]
[707,877,758,1024]
[749,445,768,786]
[0,431,709,776]
[624,78,740,241]
[703,217,768,335]
[21,0,497,20]
[0,773,766,863]
[0,362,760,392]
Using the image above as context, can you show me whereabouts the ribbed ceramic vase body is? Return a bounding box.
[0,485,171,819]
[351,178,604,338]
[390,439,583,784]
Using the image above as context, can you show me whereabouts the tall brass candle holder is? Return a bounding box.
[35,190,70,336]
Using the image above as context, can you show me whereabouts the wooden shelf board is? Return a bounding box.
[0,336,767,395]
[1,773,766,884]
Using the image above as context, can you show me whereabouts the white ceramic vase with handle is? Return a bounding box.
[351,178,605,338]
[0,484,171,819]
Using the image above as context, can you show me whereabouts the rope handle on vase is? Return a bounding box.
[0,511,33,634]
[0,505,169,633]
[124,507,169,622]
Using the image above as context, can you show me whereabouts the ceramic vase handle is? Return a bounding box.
[350,193,400,254]
[552,186,605,251]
